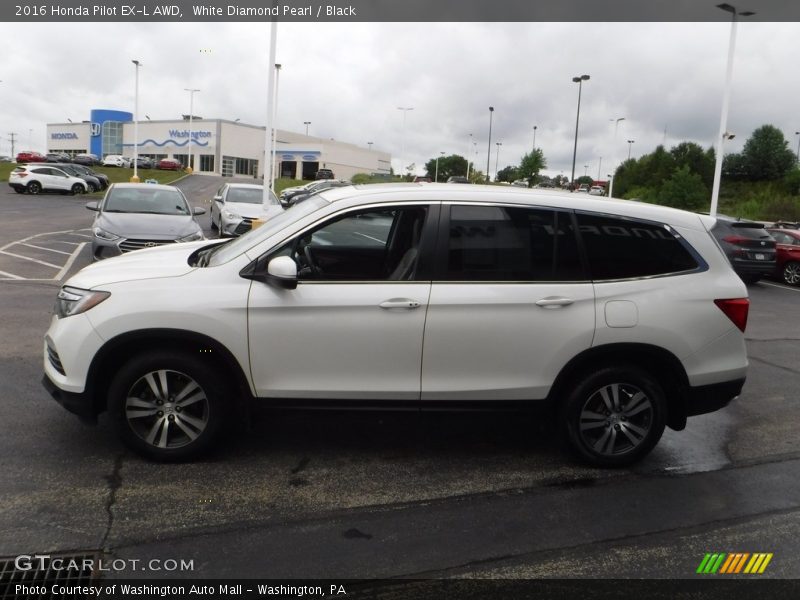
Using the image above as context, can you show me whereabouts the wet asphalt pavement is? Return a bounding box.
[1,176,799,581]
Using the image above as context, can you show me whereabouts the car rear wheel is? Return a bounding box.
[108,351,227,461]
[740,274,761,285]
[70,183,85,195]
[87,182,97,193]
[783,261,800,286]
[27,182,41,195]
[210,210,218,230]
[561,365,666,467]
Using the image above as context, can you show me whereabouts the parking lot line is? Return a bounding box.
[54,243,87,281]
[0,269,24,280]
[20,243,74,256]
[0,249,62,269]
[761,281,800,293]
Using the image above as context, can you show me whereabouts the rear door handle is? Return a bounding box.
[535,297,574,308]
[379,299,421,309]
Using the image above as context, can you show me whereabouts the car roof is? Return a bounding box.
[110,182,179,191]
[226,183,263,190]
[316,183,712,231]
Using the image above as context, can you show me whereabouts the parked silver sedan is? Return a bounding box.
[209,183,284,237]
[86,183,205,260]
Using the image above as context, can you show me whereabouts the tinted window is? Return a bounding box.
[577,213,698,280]
[444,205,584,281]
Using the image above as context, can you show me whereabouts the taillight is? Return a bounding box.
[714,298,749,332]
[723,235,749,245]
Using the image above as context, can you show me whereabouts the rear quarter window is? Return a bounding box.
[577,213,700,280]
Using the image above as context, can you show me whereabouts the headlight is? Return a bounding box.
[54,286,110,319]
[93,226,120,241]
[223,210,241,220]
[178,231,204,242]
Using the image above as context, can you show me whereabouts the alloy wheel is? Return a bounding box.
[578,382,654,457]
[784,262,800,286]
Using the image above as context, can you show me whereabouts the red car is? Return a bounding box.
[157,158,183,171]
[767,228,800,285]
[15,151,46,163]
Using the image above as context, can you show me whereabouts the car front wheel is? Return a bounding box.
[71,183,85,195]
[108,351,227,461]
[783,261,800,286]
[561,365,666,467]
[27,182,42,195]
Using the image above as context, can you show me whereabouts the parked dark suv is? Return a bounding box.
[711,215,776,284]
[315,168,334,180]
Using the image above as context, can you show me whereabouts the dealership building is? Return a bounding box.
[46,109,392,181]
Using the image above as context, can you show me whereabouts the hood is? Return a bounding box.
[97,212,201,239]
[226,203,284,220]
[65,240,211,288]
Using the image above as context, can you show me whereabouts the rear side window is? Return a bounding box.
[444,205,584,281]
[577,213,699,280]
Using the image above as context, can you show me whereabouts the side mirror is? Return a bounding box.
[192,206,206,216]
[267,256,298,290]
[85,201,100,211]
[213,196,222,203]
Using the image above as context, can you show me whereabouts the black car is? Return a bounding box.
[284,180,350,206]
[72,154,101,166]
[446,176,470,184]
[46,163,103,193]
[60,163,110,190]
[315,168,335,180]
[711,215,776,284]
[46,153,70,162]
[133,157,154,169]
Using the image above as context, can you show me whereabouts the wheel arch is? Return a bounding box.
[86,328,254,416]
[546,343,689,431]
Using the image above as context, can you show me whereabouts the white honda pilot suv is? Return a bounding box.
[43,184,749,466]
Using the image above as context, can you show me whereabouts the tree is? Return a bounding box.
[657,165,708,210]
[519,149,547,185]
[423,154,468,182]
[670,142,715,189]
[496,165,520,183]
[740,124,796,181]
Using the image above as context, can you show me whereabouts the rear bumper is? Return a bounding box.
[686,377,745,417]
[42,373,96,423]
[730,259,775,277]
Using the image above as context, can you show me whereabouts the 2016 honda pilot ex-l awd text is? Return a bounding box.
[42,184,749,466]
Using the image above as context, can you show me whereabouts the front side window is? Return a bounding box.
[443,205,584,281]
[273,206,429,281]
[577,213,699,280]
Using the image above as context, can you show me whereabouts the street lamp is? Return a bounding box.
[271,63,282,188]
[570,74,590,185]
[435,151,445,182]
[263,20,277,204]
[532,125,538,153]
[710,3,756,216]
[486,107,494,182]
[184,88,200,173]
[465,132,473,179]
[304,121,311,136]
[795,131,799,163]
[131,60,141,183]
[607,117,625,198]
[627,139,635,160]
[397,107,414,177]
[495,142,502,181]
[584,164,589,177]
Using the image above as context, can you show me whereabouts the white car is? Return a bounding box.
[8,165,88,195]
[589,186,605,196]
[43,184,749,465]
[102,155,128,167]
[209,183,284,237]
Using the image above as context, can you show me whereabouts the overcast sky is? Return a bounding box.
[1,21,798,178]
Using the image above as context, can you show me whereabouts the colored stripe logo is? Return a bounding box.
[696,553,773,574]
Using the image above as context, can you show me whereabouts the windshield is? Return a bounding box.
[103,187,190,215]
[227,187,279,205]
[208,195,328,266]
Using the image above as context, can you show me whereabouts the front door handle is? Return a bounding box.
[379,299,421,309]
[535,297,574,308]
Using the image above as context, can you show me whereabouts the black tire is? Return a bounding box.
[13,188,25,194]
[740,274,761,285]
[107,351,227,461]
[560,365,666,467]
[71,183,85,195]
[87,182,98,193]
[27,181,41,195]
[783,261,800,286]
[210,210,218,230]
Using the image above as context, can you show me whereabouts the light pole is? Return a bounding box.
[304,121,310,136]
[495,142,502,181]
[465,133,473,179]
[607,117,625,198]
[710,2,755,216]
[184,88,200,173]
[532,125,538,153]
[627,140,635,160]
[486,106,494,182]
[795,131,799,163]
[271,63,281,187]
[131,60,141,182]
[584,164,589,177]
[435,151,444,182]
[397,107,413,178]
[570,74,590,185]
[263,20,277,204]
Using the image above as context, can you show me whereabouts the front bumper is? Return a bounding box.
[42,373,96,422]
